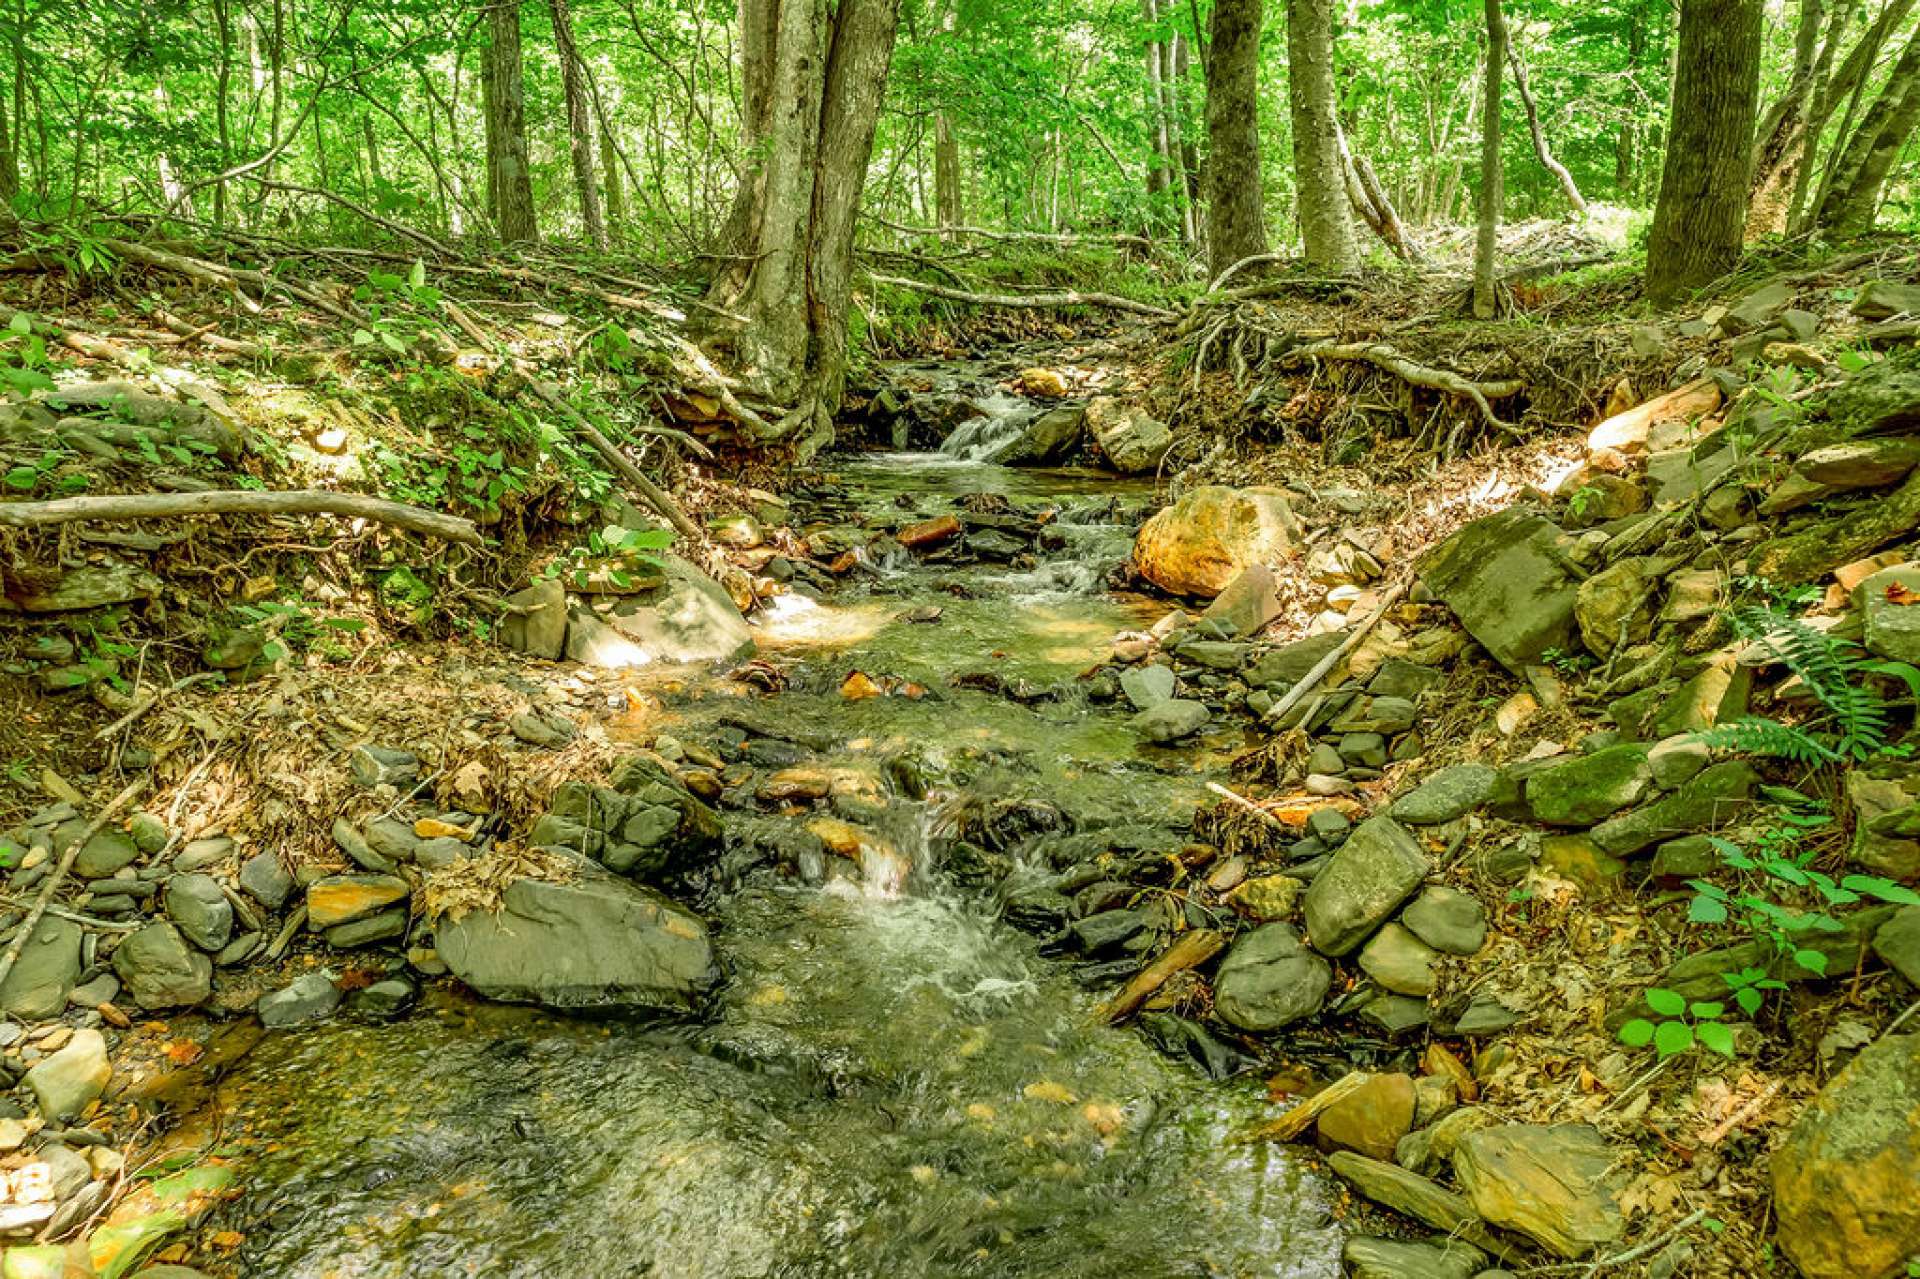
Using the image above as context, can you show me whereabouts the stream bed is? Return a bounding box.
[205,419,1346,1277]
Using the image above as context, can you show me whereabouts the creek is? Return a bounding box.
[205,380,1345,1278]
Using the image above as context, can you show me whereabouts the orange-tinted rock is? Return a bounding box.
[1315,1072,1416,1161]
[898,515,963,549]
[1133,486,1300,598]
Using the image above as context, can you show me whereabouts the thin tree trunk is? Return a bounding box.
[1794,0,1909,230]
[1473,0,1506,318]
[484,0,538,242]
[1745,0,1827,237]
[1817,23,1920,229]
[1508,41,1588,214]
[0,58,14,210]
[362,113,383,190]
[600,123,625,236]
[1646,0,1763,301]
[1142,0,1178,233]
[549,0,607,249]
[1286,0,1355,267]
[1172,30,1200,243]
[1617,5,1645,192]
[213,0,233,224]
[1203,0,1268,277]
[933,111,962,231]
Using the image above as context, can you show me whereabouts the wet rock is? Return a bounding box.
[1119,664,1176,709]
[1067,909,1148,954]
[23,1028,108,1121]
[111,923,211,1009]
[1862,565,1920,665]
[0,917,81,1020]
[1391,764,1497,825]
[1401,886,1488,956]
[498,577,568,659]
[1302,816,1427,956]
[1200,565,1284,638]
[349,978,417,1018]
[306,874,410,929]
[348,745,419,789]
[1418,510,1579,674]
[163,874,232,952]
[1212,923,1330,1031]
[1131,698,1210,743]
[238,851,294,910]
[1318,1072,1416,1161]
[1453,1124,1624,1259]
[1133,486,1300,598]
[1589,761,1757,856]
[1872,906,1920,988]
[258,973,342,1028]
[1327,1150,1515,1263]
[1085,397,1173,473]
[897,514,963,548]
[1358,923,1440,996]
[1526,745,1653,826]
[567,557,755,666]
[994,405,1085,465]
[1224,874,1302,921]
[1342,1236,1484,1279]
[434,868,718,1012]
[1772,1032,1920,1279]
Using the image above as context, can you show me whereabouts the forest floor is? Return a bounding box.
[0,224,1918,1275]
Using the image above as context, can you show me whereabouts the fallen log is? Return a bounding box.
[0,489,483,546]
[1281,341,1524,434]
[865,270,1177,320]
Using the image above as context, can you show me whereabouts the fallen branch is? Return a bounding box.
[1281,342,1524,434]
[865,270,1176,320]
[869,215,1153,252]
[253,180,453,257]
[102,237,361,326]
[93,671,225,742]
[0,891,142,933]
[1265,582,1410,726]
[521,377,705,544]
[1099,928,1225,1023]
[152,308,267,357]
[1246,1070,1372,1142]
[0,780,147,993]
[0,489,483,546]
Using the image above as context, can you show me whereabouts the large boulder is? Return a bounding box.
[435,870,718,1012]
[499,577,569,660]
[565,556,754,667]
[0,917,81,1020]
[1771,1033,1920,1279]
[1133,486,1301,598]
[110,923,212,1009]
[1526,745,1653,826]
[992,405,1085,466]
[1452,1123,1624,1259]
[1212,923,1330,1031]
[1085,398,1173,473]
[1418,510,1580,673]
[1302,816,1427,956]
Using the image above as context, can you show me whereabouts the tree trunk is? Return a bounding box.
[704,0,901,459]
[1817,23,1920,230]
[1508,41,1587,214]
[600,123,625,235]
[1617,5,1644,193]
[934,111,962,231]
[213,0,233,224]
[1203,0,1268,277]
[483,0,538,243]
[1745,0,1826,237]
[1645,0,1762,302]
[1473,0,1505,318]
[1171,30,1201,243]
[0,60,14,209]
[1141,0,1179,235]
[548,0,607,249]
[1286,0,1355,267]
[1792,0,1909,230]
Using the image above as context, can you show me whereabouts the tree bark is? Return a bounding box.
[1508,41,1587,214]
[0,61,14,210]
[704,0,901,459]
[1203,0,1269,278]
[1745,0,1827,238]
[600,122,626,235]
[1792,0,1909,230]
[483,0,538,242]
[1473,0,1506,318]
[549,0,607,249]
[1286,0,1355,268]
[933,111,962,232]
[1645,0,1762,302]
[1816,23,1920,230]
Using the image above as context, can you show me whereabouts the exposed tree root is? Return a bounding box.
[1281,340,1525,434]
[0,489,485,545]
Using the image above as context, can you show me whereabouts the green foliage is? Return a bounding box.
[1,312,58,397]
[351,261,447,360]
[546,524,674,591]
[1618,987,1736,1059]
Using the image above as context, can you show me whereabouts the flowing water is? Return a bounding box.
[206,392,1344,1278]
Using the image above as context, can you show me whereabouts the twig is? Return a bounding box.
[1245,1070,1372,1142]
[0,891,142,933]
[1519,1207,1710,1277]
[92,672,224,742]
[1265,583,1409,726]
[0,781,146,992]
[1204,781,1289,828]
[1700,1081,1782,1145]
[1098,929,1225,1023]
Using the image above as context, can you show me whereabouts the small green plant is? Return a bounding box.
[1720,965,1788,1017]
[3,448,88,495]
[352,259,445,358]
[1540,646,1594,677]
[1618,987,1736,1058]
[1,311,57,395]
[545,524,675,591]
[1566,485,1602,521]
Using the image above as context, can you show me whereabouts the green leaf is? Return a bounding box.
[1733,986,1763,1016]
[1689,1001,1725,1020]
[4,466,39,490]
[1687,894,1729,924]
[1654,1020,1695,1058]
[1618,1019,1656,1048]
[1696,1021,1737,1057]
[7,311,31,335]
[409,258,427,289]
[1792,948,1829,976]
[353,328,375,346]
[1645,987,1687,1017]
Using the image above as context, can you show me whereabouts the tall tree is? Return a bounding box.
[1508,40,1586,214]
[704,0,901,458]
[1645,0,1762,302]
[1814,23,1920,230]
[549,0,608,249]
[1473,0,1505,318]
[932,0,962,232]
[1286,0,1354,267]
[1745,0,1829,237]
[1203,0,1268,278]
[481,0,538,243]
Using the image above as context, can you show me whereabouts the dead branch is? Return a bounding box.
[869,214,1153,251]
[253,180,453,257]
[0,780,146,993]
[1099,928,1226,1023]
[0,489,484,546]
[1281,341,1525,434]
[865,270,1176,320]
[102,237,362,326]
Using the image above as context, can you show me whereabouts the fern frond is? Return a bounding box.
[1731,607,1892,757]
[1695,717,1841,765]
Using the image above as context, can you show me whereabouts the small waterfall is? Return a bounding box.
[939,392,1038,460]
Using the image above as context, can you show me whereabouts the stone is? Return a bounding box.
[1245,631,1347,691]
[128,813,168,854]
[1354,992,1431,1035]
[1342,1237,1483,1279]
[172,836,231,872]
[1212,923,1330,1031]
[1650,834,1720,883]
[498,577,568,660]
[11,560,163,613]
[1337,732,1388,768]
[1720,281,1795,333]
[1772,1033,1920,1279]
[306,874,410,929]
[110,923,211,1009]
[1327,1151,1515,1263]
[1224,875,1302,922]
[1318,1072,1417,1161]
[1851,279,1920,320]
[992,405,1086,466]
[1846,772,1920,879]
[1753,466,1920,584]
[1873,906,1920,988]
[1359,922,1441,996]
[897,514,962,548]
[1085,397,1174,473]
[1414,1072,1460,1127]
[1541,832,1629,891]
[257,973,343,1029]
[1306,806,1352,844]
[71,830,139,879]
[1453,1124,1624,1259]
[1131,698,1210,743]
[1302,816,1428,956]
[66,973,117,1008]
[1590,761,1757,856]
[1526,745,1653,826]
[1175,639,1247,670]
[238,851,293,910]
[163,874,232,952]
[1562,472,1647,527]
[1401,886,1488,955]
[348,745,419,789]
[1647,735,1710,788]
[1133,486,1301,598]
[435,868,717,1012]
[1200,565,1284,638]
[1648,661,1752,737]
[22,1029,108,1121]
[1418,510,1579,673]
[325,909,408,948]
[1367,657,1444,700]
[1391,765,1497,825]
[1575,558,1655,658]
[1119,664,1176,709]
[0,918,81,1021]
[1800,437,1920,491]
[1660,569,1723,624]
[1587,377,1722,457]
[1862,565,1920,665]
[568,556,755,666]
[349,978,417,1018]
